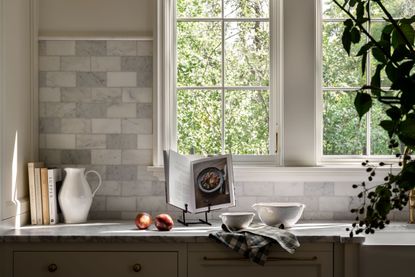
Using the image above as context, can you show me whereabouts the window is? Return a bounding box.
[321,0,415,158]
[171,0,281,162]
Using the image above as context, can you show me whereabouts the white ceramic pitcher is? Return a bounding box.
[58,168,102,224]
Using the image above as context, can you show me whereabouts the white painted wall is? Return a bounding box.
[39,0,155,36]
[283,0,317,166]
[0,0,36,225]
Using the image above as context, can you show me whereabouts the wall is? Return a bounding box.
[1,0,35,226]
[39,0,154,36]
[36,0,410,222]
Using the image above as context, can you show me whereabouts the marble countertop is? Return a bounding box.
[0,220,364,244]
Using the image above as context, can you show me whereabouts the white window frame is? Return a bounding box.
[316,0,401,165]
[154,0,283,166]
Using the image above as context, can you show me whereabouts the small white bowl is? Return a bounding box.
[252,202,305,228]
[219,212,255,230]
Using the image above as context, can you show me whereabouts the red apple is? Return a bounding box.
[135,212,152,230]
[155,214,174,231]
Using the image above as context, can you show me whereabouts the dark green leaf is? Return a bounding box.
[370,65,383,95]
[391,45,410,62]
[361,51,367,76]
[398,117,415,147]
[349,0,357,7]
[372,47,387,64]
[342,29,352,56]
[356,2,364,20]
[356,42,373,56]
[386,106,401,121]
[354,92,372,120]
[350,27,361,43]
[392,23,415,48]
[379,120,396,138]
[385,63,399,83]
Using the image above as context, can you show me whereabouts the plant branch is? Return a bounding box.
[332,0,403,71]
[373,0,415,55]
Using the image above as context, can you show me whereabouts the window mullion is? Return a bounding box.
[366,21,372,156]
[221,0,225,155]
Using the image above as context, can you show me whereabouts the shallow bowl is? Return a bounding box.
[252,202,305,228]
[219,212,255,230]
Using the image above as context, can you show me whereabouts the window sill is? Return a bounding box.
[147,164,399,183]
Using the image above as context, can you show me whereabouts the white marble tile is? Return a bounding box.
[91,57,121,71]
[90,196,106,211]
[39,56,60,71]
[46,134,76,149]
[304,182,334,196]
[76,135,106,149]
[121,119,152,134]
[274,182,304,196]
[136,196,167,212]
[107,196,137,211]
[137,135,153,149]
[243,182,274,196]
[92,119,121,134]
[107,41,137,56]
[334,182,360,196]
[122,181,152,196]
[39,88,60,102]
[107,72,137,87]
[61,56,91,72]
[228,196,256,212]
[107,134,137,149]
[319,196,353,212]
[122,88,152,103]
[92,150,122,165]
[107,103,136,118]
[45,103,77,117]
[46,72,76,87]
[46,41,76,56]
[96,181,121,196]
[91,88,122,103]
[61,118,91,134]
[61,88,92,102]
[121,150,152,165]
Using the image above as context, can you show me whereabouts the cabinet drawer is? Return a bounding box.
[188,245,333,277]
[14,251,177,277]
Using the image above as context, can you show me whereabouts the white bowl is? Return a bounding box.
[252,202,305,228]
[219,212,255,230]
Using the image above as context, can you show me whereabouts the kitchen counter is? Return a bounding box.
[0,221,364,244]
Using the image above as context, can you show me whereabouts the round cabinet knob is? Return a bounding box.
[133,263,142,272]
[47,263,58,273]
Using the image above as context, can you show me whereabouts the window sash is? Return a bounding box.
[320,2,396,160]
[170,0,281,164]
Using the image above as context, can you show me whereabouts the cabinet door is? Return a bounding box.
[188,243,333,277]
[14,251,177,277]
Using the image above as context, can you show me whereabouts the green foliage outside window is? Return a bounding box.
[176,0,270,155]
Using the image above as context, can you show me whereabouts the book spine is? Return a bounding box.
[48,169,58,225]
[27,163,37,225]
[40,168,50,225]
[34,168,43,225]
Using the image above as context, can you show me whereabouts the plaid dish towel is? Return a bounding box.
[209,224,300,265]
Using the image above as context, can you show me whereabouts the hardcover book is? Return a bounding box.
[164,150,235,213]
[27,162,44,225]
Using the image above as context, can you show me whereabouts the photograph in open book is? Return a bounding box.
[192,155,234,210]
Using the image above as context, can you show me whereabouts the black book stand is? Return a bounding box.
[177,204,212,226]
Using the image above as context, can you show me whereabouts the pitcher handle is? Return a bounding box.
[85,170,102,197]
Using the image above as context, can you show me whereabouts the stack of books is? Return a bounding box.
[27,162,63,225]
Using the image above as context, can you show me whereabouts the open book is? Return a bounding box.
[164,150,235,213]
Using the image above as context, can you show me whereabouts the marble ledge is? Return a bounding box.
[0,221,364,244]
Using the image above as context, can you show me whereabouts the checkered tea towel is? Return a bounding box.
[209,224,300,265]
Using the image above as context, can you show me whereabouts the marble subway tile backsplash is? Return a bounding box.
[39,40,370,222]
